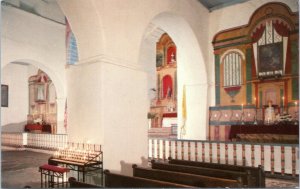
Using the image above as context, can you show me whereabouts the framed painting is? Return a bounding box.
[258,43,283,72]
[1,85,8,107]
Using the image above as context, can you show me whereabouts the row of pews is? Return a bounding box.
[69,157,265,188]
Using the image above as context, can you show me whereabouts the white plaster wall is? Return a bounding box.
[1,5,66,133]
[101,63,148,174]
[207,0,299,106]
[1,64,29,132]
[66,62,102,144]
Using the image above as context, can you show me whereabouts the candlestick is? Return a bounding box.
[281,97,285,114]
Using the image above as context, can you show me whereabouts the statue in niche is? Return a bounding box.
[36,85,45,101]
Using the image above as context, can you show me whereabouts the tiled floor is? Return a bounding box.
[1,149,299,188]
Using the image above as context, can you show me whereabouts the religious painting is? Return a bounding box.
[1,85,8,107]
[258,43,283,72]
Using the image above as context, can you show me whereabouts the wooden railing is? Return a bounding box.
[148,138,299,177]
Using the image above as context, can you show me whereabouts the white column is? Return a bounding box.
[56,97,66,134]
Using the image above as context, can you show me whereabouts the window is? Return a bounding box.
[223,52,242,87]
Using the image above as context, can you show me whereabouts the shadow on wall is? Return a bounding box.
[2,121,27,132]
[120,156,149,176]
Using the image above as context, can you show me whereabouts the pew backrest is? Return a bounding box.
[151,160,253,187]
[132,164,242,188]
[104,169,192,188]
[168,157,265,187]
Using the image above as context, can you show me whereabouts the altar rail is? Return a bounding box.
[2,132,67,150]
[2,132,24,147]
[148,138,299,177]
[26,133,68,150]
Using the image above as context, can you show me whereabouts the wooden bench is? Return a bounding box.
[68,177,101,188]
[104,169,192,188]
[168,157,265,187]
[151,160,253,187]
[132,164,242,188]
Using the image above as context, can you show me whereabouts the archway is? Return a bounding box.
[1,60,66,134]
[139,12,208,140]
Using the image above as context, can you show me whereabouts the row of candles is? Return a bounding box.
[241,97,298,111]
[53,148,99,162]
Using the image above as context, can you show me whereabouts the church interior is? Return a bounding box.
[1,0,299,188]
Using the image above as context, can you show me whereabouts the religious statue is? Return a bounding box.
[37,85,45,101]
[265,100,275,124]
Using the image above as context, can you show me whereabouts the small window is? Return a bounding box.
[223,53,242,87]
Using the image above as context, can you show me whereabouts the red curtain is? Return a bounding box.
[251,24,266,42]
[273,20,290,37]
[162,75,173,98]
[167,46,176,64]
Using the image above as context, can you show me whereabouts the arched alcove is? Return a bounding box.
[139,12,208,140]
[1,60,66,134]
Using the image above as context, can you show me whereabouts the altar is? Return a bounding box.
[229,124,299,143]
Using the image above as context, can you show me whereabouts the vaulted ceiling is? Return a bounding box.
[198,0,249,11]
[2,0,250,23]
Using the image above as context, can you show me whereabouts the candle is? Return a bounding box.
[295,101,298,106]
[241,104,244,111]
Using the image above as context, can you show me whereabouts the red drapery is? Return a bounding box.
[167,46,176,64]
[273,20,290,37]
[251,24,266,42]
[162,75,173,98]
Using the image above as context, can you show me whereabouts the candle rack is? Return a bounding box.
[49,146,103,184]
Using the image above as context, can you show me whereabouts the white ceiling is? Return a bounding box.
[2,0,65,24]
[2,0,250,24]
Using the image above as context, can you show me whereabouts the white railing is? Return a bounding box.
[26,133,68,150]
[1,132,24,147]
[2,132,68,150]
[149,138,299,177]
[1,132,102,152]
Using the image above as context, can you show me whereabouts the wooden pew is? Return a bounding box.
[168,157,265,187]
[104,169,192,188]
[132,164,242,188]
[68,177,101,188]
[151,160,253,187]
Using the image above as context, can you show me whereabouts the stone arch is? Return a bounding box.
[3,59,65,99]
[139,12,208,140]
[2,59,66,134]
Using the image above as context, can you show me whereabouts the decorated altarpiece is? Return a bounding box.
[210,2,299,141]
[27,70,57,133]
[148,33,178,138]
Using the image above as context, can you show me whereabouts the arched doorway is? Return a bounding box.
[139,12,208,140]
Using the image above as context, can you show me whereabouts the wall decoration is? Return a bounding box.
[210,2,298,141]
[1,85,8,107]
[258,43,283,74]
